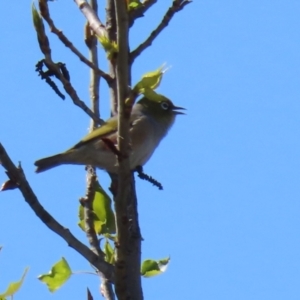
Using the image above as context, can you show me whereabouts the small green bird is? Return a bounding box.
[34,97,185,174]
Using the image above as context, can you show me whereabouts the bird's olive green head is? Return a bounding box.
[137,97,185,122]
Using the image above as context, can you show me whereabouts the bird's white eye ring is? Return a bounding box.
[161,101,169,110]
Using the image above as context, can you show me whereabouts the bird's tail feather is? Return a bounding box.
[34,154,64,173]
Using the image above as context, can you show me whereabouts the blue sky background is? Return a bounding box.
[1,1,300,299]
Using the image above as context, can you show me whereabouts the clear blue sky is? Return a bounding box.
[1,1,300,299]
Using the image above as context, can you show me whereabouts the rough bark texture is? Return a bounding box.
[113,1,143,299]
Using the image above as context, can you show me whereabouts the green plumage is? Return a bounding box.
[35,97,185,174]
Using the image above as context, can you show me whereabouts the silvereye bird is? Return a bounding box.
[34,97,185,174]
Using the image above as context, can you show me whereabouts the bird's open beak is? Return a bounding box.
[172,106,186,115]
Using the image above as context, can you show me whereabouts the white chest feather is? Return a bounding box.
[129,113,174,168]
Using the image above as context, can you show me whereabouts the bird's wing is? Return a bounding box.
[73,118,118,149]
[72,109,144,150]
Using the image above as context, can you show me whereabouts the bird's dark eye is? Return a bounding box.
[161,101,169,110]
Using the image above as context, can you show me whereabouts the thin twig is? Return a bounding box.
[72,270,98,276]
[80,170,104,257]
[87,288,94,300]
[84,0,102,259]
[106,0,118,115]
[33,14,103,124]
[0,143,113,281]
[39,0,113,85]
[86,2,115,297]
[87,0,101,128]
[128,0,157,27]
[80,171,115,300]
[101,279,116,300]
[130,0,191,64]
[45,58,104,125]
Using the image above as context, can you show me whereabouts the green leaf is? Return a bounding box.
[0,267,29,298]
[31,3,45,37]
[104,239,115,264]
[133,66,165,94]
[78,181,116,235]
[38,257,72,292]
[78,203,102,234]
[104,233,116,242]
[141,257,170,278]
[98,35,118,60]
[93,183,116,234]
[128,0,142,10]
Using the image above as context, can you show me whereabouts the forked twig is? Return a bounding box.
[0,143,113,281]
[39,0,113,85]
[130,0,191,63]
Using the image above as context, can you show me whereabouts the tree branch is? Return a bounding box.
[130,0,191,64]
[0,143,113,281]
[101,279,116,300]
[86,0,101,128]
[45,57,104,125]
[39,0,113,85]
[80,169,104,258]
[33,18,103,125]
[85,2,115,297]
[106,0,118,115]
[113,1,143,299]
[74,0,107,39]
[128,0,157,27]
[81,168,116,299]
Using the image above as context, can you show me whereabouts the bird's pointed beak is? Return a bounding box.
[172,106,186,115]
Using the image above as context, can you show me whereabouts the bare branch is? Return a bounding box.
[86,0,101,127]
[129,0,157,27]
[101,279,116,300]
[87,288,94,300]
[0,143,113,281]
[80,168,115,299]
[80,169,104,258]
[130,0,191,63]
[74,0,107,38]
[84,0,102,260]
[106,0,118,115]
[33,21,103,123]
[39,0,113,85]
[86,2,115,297]
[45,58,104,125]
[113,1,143,299]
